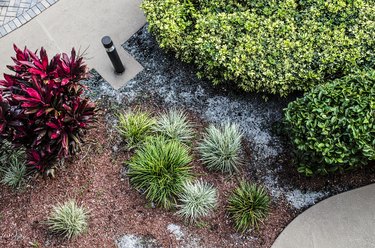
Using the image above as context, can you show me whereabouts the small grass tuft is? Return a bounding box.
[117,110,156,149]
[227,182,270,232]
[153,109,195,144]
[0,140,27,189]
[177,180,217,222]
[128,136,193,209]
[198,123,243,173]
[1,158,26,188]
[46,200,89,239]
[0,140,26,170]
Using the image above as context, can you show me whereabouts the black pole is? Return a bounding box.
[101,36,125,74]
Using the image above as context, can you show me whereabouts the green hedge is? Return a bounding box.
[284,70,375,175]
[142,0,374,96]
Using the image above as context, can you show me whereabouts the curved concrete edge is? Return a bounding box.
[0,0,146,89]
[271,184,375,248]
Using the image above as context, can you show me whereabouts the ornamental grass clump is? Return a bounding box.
[46,200,89,240]
[0,45,96,172]
[0,140,25,166]
[0,140,27,188]
[117,110,156,149]
[227,182,270,232]
[1,158,26,188]
[128,136,193,209]
[177,180,217,222]
[153,109,195,144]
[198,123,243,173]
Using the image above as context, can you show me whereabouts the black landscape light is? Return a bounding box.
[101,36,125,74]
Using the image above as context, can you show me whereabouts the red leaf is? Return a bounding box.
[13,95,40,102]
[12,95,29,101]
[27,48,41,65]
[21,102,40,108]
[51,131,60,139]
[62,53,70,65]
[40,47,49,69]
[60,61,70,73]
[18,60,36,68]
[28,68,47,78]
[3,74,16,86]
[36,109,46,117]
[62,104,72,112]
[13,44,22,55]
[30,150,40,160]
[61,78,70,86]
[62,133,68,151]
[71,48,76,62]
[46,121,59,129]
[25,87,42,101]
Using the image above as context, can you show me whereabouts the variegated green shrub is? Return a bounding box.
[142,0,374,96]
[284,70,375,175]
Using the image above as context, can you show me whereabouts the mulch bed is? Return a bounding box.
[0,111,291,248]
[1,105,374,247]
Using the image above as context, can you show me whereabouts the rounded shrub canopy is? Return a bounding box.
[284,70,375,175]
[142,0,374,96]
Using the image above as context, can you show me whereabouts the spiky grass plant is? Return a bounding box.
[128,136,193,209]
[227,182,270,232]
[46,200,89,239]
[0,140,26,169]
[117,110,156,149]
[1,158,26,188]
[198,123,243,173]
[0,140,26,172]
[153,109,195,144]
[176,180,217,222]
[0,140,27,188]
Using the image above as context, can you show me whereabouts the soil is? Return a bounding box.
[0,25,374,248]
[0,112,294,248]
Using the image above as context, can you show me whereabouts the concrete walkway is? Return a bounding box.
[0,0,146,89]
[272,184,375,248]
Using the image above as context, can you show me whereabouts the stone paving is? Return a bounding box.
[0,0,58,37]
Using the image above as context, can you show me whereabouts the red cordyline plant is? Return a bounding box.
[0,45,96,172]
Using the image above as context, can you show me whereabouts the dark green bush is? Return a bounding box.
[284,70,375,175]
[142,0,374,96]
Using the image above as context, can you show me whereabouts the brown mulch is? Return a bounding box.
[0,110,372,248]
